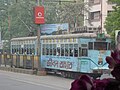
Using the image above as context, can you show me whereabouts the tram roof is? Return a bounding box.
[41,33,111,39]
[11,33,111,41]
[11,36,37,41]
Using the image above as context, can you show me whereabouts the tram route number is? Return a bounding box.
[47,58,73,69]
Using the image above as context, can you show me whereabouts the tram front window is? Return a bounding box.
[74,44,78,57]
[94,42,107,50]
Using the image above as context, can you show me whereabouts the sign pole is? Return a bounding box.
[37,25,41,70]
[34,0,45,71]
[37,0,41,71]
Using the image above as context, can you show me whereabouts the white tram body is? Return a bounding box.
[11,36,37,55]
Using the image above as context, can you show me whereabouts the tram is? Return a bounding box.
[11,33,111,78]
[40,33,111,77]
[11,36,37,55]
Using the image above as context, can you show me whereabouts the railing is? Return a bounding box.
[0,53,39,70]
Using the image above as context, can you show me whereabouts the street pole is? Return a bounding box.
[36,0,44,70]
[34,0,46,75]
[100,0,103,33]
[36,0,41,70]
[37,25,41,70]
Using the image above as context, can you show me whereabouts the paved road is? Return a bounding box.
[0,70,73,90]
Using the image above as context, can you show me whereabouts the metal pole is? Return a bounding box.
[37,25,41,70]
[36,0,42,70]
[101,0,102,33]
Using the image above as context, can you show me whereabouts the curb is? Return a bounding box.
[0,67,46,76]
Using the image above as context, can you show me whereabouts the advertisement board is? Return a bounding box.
[34,6,45,24]
[40,23,69,35]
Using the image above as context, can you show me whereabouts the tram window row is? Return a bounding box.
[11,44,35,55]
[42,42,111,57]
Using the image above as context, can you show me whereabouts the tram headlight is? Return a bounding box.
[98,60,103,65]
[98,54,103,65]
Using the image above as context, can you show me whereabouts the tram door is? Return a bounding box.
[81,61,88,72]
[78,43,89,72]
[81,44,88,56]
[79,59,90,73]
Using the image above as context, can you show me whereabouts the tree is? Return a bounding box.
[44,0,88,28]
[105,0,120,49]
[0,0,88,40]
[0,0,89,52]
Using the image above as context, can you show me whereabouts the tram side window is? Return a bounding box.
[82,48,88,56]
[42,44,46,55]
[15,48,17,53]
[12,48,15,54]
[31,44,35,54]
[50,44,52,55]
[42,47,45,55]
[69,44,73,56]
[21,48,24,54]
[57,47,60,56]
[30,48,32,54]
[79,47,82,56]
[18,45,20,54]
[88,42,93,50]
[32,48,35,54]
[19,48,22,54]
[61,44,64,56]
[27,48,29,54]
[65,44,68,56]
[18,48,20,53]
[74,44,78,57]
[17,48,19,54]
[27,45,30,54]
[46,44,49,55]
[12,45,14,54]
[53,44,56,55]
[24,48,27,54]
[12,49,13,54]
[14,49,16,54]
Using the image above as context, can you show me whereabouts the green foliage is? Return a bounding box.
[0,0,86,40]
[0,0,38,40]
[44,0,86,27]
[108,0,120,5]
[105,0,120,48]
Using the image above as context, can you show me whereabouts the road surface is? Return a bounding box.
[0,70,73,90]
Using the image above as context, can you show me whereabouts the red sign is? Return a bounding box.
[34,6,45,24]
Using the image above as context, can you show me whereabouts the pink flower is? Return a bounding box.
[70,75,94,90]
[106,50,120,80]
[70,50,120,90]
